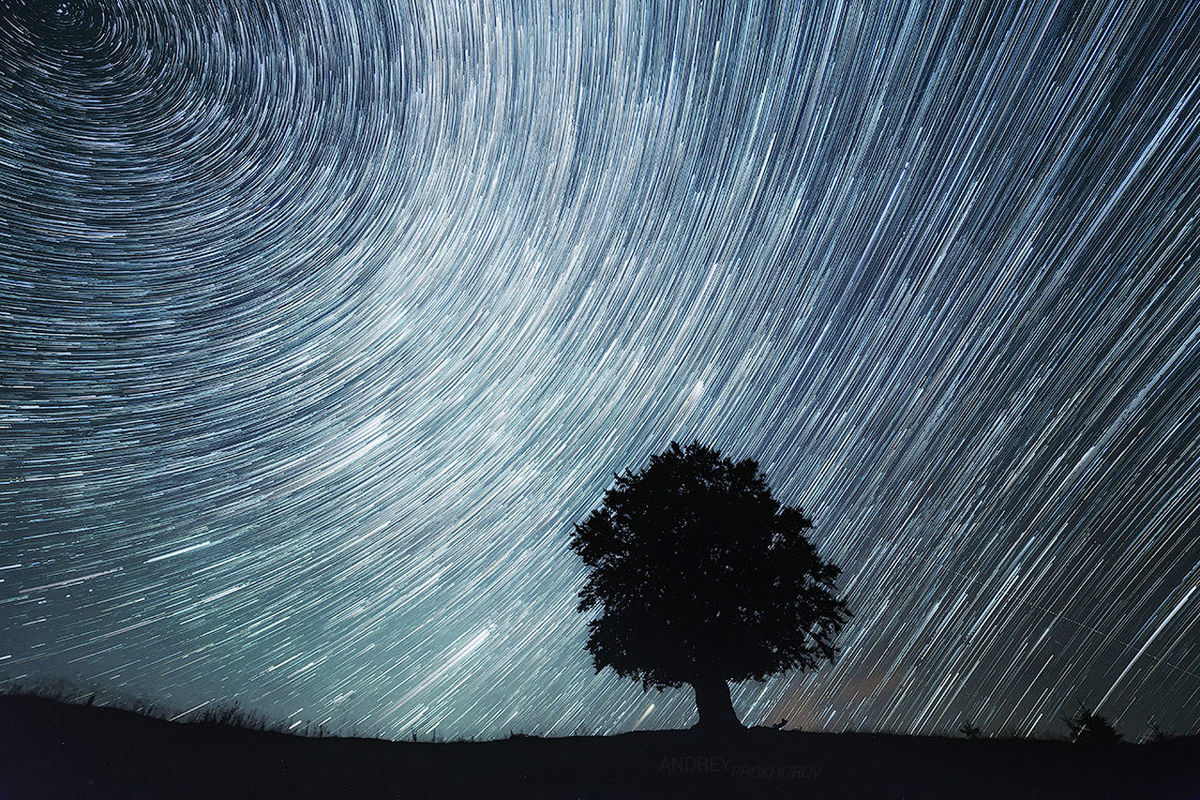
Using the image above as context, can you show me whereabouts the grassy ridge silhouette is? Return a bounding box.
[1,686,1197,799]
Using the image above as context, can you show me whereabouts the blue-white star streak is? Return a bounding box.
[2,0,1199,741]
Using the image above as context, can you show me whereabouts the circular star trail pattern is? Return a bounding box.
[2,0,1199,740]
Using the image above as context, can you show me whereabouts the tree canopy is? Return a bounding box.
[570,441,851,728]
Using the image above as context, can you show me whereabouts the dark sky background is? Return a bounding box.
[2,0,1199,740]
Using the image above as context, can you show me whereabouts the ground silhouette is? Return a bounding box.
[1,694,1197,799]
[571,441,850,730]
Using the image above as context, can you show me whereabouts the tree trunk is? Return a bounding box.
[690,674,742,730]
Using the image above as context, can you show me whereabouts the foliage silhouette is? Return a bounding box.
[1062,705,1122,745]
[1143,721,1177,743]
[570,441,851,730]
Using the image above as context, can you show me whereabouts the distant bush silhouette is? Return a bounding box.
[1062,705,1122,745]
[1143,721,1177,743]
[959,721,983,739]
[570,441,851,731]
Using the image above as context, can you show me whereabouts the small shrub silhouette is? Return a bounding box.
[1143,721,1177,743]
[1062,705,1122,745]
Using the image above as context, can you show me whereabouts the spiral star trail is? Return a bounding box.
[2,0,1199,741]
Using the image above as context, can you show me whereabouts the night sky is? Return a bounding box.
[2,0,1199,741]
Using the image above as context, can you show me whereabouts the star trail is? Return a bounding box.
[2,0,1199,741]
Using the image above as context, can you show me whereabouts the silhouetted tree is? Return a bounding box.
[1062,705,1122,745]
[959,721,983,739]
[570,441,851,731]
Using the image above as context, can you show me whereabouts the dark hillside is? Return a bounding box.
[0,695,1195,799]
